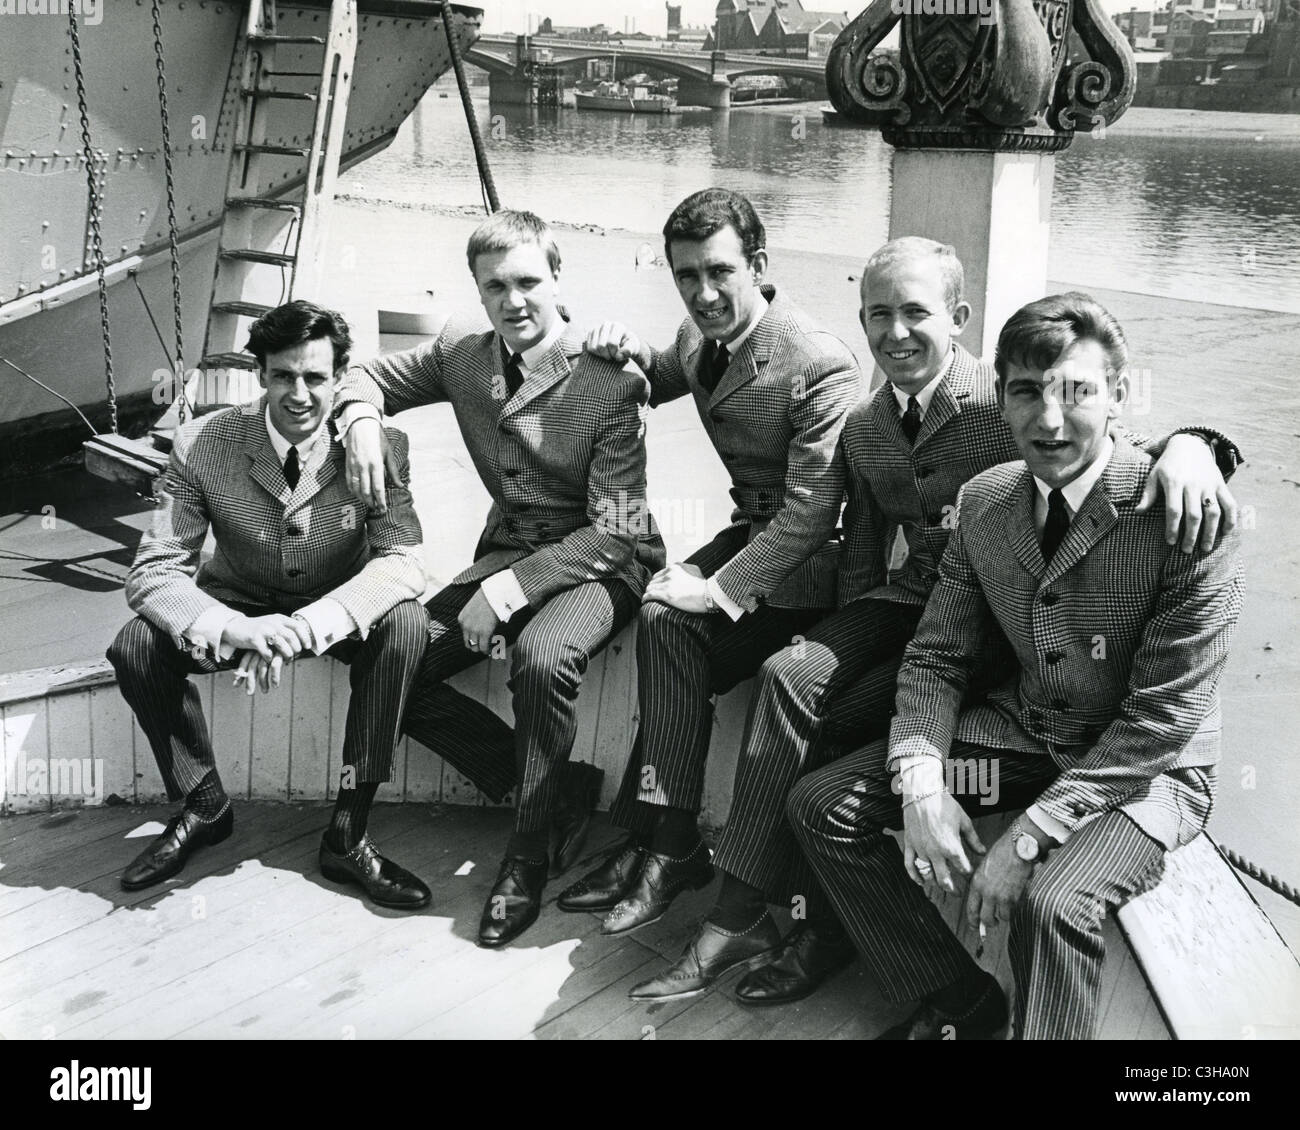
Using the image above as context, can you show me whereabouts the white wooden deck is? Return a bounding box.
[0,801,1180,1041]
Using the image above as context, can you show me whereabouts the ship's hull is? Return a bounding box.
[0,0,482,479]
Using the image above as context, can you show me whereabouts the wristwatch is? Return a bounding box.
[1010,817,1043,863]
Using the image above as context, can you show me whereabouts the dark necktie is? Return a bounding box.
[283,446,300,490]
[1041,488,1070,564]
[901,395,922,444]
[701,341,729,394]
[501,344,524,400]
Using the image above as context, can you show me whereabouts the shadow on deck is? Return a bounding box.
[0,803,905,1041]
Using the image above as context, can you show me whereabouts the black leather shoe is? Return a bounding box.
[120,804,234,891]
[478,856,548,947]
[877,972,1009,1040]
[601,840,714,936]
[629,914,782,1001]
[556,839,647,913]
[549,761,605,877]
[318,833,431,910]
[734,922,858,1006]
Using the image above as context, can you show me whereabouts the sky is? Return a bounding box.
[479,0,1160,36]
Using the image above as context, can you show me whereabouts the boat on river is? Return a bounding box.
[574,81,677,115]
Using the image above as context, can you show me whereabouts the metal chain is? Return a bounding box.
[151,0,187,425]
[68,6,117,434]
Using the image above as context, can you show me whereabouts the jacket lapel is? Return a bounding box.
[866,383,912,457]
[1006,470,1047,581]
[1041,439,1143,585]
[243,398,293,505]
[710,285,779,406]
[289,420,342,506]
[500,326,579,417]
[914,347,975,450]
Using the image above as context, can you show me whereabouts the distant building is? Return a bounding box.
[706,1,848,58]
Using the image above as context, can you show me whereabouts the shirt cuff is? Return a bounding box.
[186,605,239,661]
[480,569,528,623]
[895,757,946,801]
[295,597,358,652]
[1025,802,1071,845]
[706,576,745,622]
[335,401,382,441]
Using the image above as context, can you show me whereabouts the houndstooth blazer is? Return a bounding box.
[837,344,1241,610]
[647,286,862,612]
[888,438,1245,850]
[127,398,426,644]
[335,317,666,604]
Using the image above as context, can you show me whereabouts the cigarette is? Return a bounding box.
[979,922,987,941]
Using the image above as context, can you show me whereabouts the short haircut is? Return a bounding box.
[466,209,561,275]
[994,291,1129,385]
[863,236,964,313]
[246,299,352,372]
[662,188,765,267]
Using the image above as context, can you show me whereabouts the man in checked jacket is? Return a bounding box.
[635,238,1244,1007]
[108,301,431,907]
[337,210,666,947]
[567,189,863,952]
[789,292,1245,1040]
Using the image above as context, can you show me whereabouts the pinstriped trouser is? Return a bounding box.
[402,577,639,833]
[787,738,1166,1040]
[106,599,430,798]
[607,526,829,837]
[711,596,923,914]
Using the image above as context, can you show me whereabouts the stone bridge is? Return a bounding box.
[464,34,829,108]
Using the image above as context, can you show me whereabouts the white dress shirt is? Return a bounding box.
[185,410,357,659]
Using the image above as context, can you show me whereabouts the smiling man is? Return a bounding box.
[566,189,861,960]
[109,300,430,905]
[335,210,665,948]
[787,292,1245,1040]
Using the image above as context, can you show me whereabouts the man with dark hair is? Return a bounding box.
[109,300,432,908]
[626,238,1241,1006]
[569,188,861,977]
[338,209,665,948]
[788,291,1245,1040]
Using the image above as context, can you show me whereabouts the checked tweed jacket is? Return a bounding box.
[127,398,427,643]
[837,344,1240,610]
[335,317,666,604]
[888,438,1245,850]
[647,285,862,612]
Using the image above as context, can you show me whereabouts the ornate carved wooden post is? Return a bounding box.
[828,0,1136,355]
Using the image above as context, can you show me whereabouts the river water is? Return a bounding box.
[341,80,1300,314]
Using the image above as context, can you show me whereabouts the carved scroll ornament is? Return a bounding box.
[826,0,1137,151]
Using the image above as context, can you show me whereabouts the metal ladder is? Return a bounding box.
[191,0,358,411]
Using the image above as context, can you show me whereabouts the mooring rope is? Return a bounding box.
[1219,844,1300,907]
[441,1,500,212]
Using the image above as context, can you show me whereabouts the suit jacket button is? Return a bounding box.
[917,466,933,478]
[286,525,303,537]
[286,568,304,578]
[1045,651,1063,665]
[711,413,723,424]
[1041,592,1059,606]
[1052,698,1070,710]
[503,468,519,478]
[517,504,531,513]
[926,512,941,525]
[722,451,735,461]
[1071,803,1087,816]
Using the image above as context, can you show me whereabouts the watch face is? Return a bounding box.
[1015,834,1039,862]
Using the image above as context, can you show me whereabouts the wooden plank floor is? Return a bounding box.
[0,802,1165,1040]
